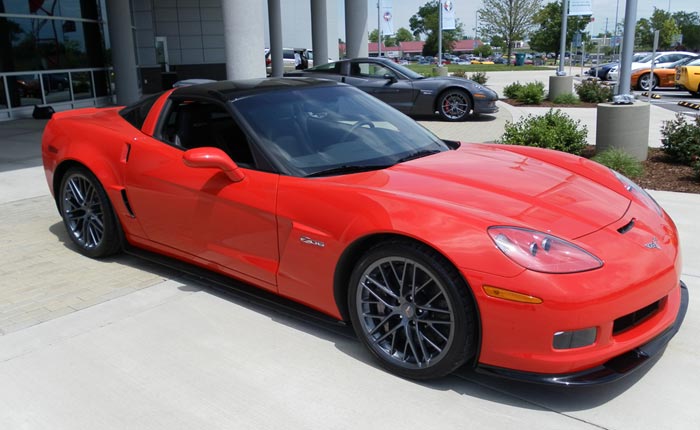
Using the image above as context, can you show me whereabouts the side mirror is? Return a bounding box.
[383,74,397,83]
[182,147,245,182]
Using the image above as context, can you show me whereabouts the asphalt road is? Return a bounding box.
[632,87,700,116]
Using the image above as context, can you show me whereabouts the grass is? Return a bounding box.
[405,64,553,75]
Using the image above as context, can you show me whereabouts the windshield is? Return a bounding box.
[638,54,656,63]
[671,56,698,67]
[686,58,700,66]
[231,85,448,177]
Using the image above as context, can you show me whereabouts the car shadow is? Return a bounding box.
[47,220,662,411]
[412,113,499,123]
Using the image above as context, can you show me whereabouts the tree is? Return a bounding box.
[635,18,653,49]
[409,1,463,56]
[528,1,591,57]
[395,27,415,43]
[489,35,506,52]
[673,11,700,50]
[638,8,681,49]
[478,0,543,64]
[473,44,493,58]
[369,29,396,46]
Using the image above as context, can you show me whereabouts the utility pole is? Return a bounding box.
[377,1,382,57]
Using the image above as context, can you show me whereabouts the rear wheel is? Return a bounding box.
[437,90,472,121]
[637,73,657,91]
[348,241,477,379]
[58,167,122,258]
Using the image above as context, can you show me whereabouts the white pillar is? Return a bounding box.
[311,0,329,66]
[105,0,139,105]
[345,0,368,58]
[268,0,283,77]
[222,0,266,79]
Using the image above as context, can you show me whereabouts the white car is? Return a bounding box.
[265,48,312,75]
[608,51,696,81]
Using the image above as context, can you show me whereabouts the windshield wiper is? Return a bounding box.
[306,164,392,178]
[396,149,441,163]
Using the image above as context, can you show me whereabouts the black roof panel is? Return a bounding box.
[170,77,341,102]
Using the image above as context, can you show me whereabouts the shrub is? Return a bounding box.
[660,113,700,165]
[575,80,613,103]
[552,93,580,105]
[503,81,523,99]
[515,81,546,105]
[498,109,588,155]
[451,69,467,78]
[592,148,644,178]
[469,71,488,84]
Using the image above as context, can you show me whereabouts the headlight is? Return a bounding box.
[488,227,603,273]
[613,170,663,216]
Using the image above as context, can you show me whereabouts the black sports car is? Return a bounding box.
[286,57,498,121]
[587,62,618,80]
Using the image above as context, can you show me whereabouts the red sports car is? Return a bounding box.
[42,79,687,384]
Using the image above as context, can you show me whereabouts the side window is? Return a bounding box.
[159,100,256,168]
[353,62,392,78]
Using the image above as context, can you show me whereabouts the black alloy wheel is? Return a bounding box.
[437,90,472,121]
[58,167,122,258]
[348,241,477,379]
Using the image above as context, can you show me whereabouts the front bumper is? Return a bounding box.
[473,99,499,114]
[475,281,688,386]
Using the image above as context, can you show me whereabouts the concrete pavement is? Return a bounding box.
[0,76,699,429]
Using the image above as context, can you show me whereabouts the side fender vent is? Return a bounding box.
[121,189,136,218]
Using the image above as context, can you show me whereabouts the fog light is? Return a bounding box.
[553,327,597,350]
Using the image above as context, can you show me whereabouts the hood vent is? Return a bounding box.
[617,218,636,234]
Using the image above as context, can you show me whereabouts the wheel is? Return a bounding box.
[58,167,122,258]
[437,90,472,121]
[348,241,477,379]
[637,72,657,91]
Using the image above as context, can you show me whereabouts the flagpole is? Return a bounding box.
[438,1,443,66]
[377,1,382,57]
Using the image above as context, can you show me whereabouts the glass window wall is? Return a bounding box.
[0,77,8,109]
[1,0,100,20]
[1,17,105,72]
[70,70,92,99]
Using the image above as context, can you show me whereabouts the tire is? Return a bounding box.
[437,90,472,121]
[637,73,657,91]
[348,241,477,379]
[58,167,122,258]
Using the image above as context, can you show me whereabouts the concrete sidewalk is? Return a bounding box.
[1,76,699,429]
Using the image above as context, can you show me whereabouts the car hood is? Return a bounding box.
[339,145,630,239]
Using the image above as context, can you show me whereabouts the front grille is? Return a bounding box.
[613,299,662,335]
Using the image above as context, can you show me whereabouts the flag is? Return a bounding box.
[569,0,592,16]
[441,0,456,31]
[381,0,394,36]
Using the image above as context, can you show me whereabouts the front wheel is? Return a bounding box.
[348,241,477,379]
[637,73,657,91]
[58,167,122,258]
[437,90,472,121]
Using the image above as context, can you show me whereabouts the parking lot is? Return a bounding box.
[1,76,699,429]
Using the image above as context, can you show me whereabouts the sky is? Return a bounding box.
[342,0,700,40]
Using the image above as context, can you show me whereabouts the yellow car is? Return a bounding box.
[676,57,700,96]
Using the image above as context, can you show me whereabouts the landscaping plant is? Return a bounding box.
[592,148,644,178]
[498,109,588,155]
[575,80,613,103]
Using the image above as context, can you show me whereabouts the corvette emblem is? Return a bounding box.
[644,237,661,250]
[300,236,325,248]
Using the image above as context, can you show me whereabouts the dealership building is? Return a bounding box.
[0,0,370,120]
